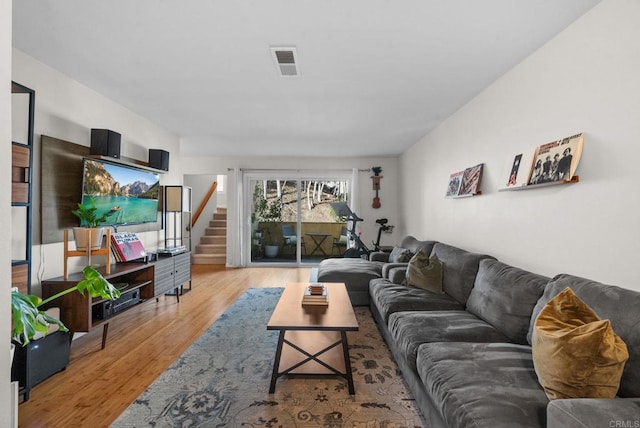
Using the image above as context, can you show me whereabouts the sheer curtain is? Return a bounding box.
[226,167,243,267]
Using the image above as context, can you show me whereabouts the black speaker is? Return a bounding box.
[149,149,169,171]
[90,129,121,159]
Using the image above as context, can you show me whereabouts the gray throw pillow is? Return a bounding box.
[404,250,443,293]
[389,246,413,263]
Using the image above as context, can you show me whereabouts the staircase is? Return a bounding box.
[192,207,227,265]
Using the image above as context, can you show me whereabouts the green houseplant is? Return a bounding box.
[252,185,283,223]
[252,184,283,257]
[11,265,121,346]
[71,197,115,250]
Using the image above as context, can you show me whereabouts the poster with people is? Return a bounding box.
[528,133,583,185]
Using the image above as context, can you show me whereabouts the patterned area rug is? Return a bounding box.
[112,287,423,427]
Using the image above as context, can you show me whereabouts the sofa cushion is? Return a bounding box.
[381,263,408,279]
[466,259,549,344]
[388,311,511,372]
[388,246,413,263]
[369,251,390,262]
[404,251,443,293]
[369,278,463,322]
[527,274,640,398]
[398,236,437,257]
[532,287,628,400]
[387,266,408,284]
[431,243,496,305]
[547,398,640,428]
[416,342,549,428]
[317,258,383,305]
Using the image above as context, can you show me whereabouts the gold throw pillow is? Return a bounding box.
[532,287,629,400]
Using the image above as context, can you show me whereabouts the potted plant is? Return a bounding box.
[71,197,115,250]
[10,266,121,398]
[263,229,280,258]
[252,184,283,258]
[11,265,121,346]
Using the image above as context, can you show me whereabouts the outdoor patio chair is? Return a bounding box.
[282,224,305,257]
[331,226,349,256]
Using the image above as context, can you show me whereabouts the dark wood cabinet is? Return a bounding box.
[41,254,192,336]
[41,262,155,335]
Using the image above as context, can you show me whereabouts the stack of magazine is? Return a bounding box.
[302,283,329,307]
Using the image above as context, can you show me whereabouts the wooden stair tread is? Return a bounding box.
[194,208,227,264]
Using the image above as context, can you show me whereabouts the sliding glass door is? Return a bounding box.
[245,171,351,266]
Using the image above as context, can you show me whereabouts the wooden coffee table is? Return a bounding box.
[267,282,359,394]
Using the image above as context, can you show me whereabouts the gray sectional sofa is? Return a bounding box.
[316,235,437,305]
[320,236,640,427]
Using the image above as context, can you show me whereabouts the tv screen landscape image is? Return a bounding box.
[80,158,160,226]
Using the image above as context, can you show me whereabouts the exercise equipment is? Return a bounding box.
[330,203,394,258]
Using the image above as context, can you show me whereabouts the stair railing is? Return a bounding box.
[188,181,218,231]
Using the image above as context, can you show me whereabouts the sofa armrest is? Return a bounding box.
[547,398,640,428]
[382,263,408,279]
[369,251,390,262]
[388,266,407,284]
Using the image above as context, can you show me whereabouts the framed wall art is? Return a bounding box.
[446,163,484,198]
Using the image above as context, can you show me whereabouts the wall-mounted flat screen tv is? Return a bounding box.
[79,158,160,226]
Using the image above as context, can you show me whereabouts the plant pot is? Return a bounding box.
[264,245,279,258]
[73,227,105,251]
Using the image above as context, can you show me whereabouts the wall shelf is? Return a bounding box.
[449,191,482,199]
[498,176,579,192]
[88,154,168,174]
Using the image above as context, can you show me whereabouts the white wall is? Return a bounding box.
[181,155,401,263]
[12,50,182,293]
[400,0,640,291]
[2,0,14,424]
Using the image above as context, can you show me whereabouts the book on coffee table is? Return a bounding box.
[302,284,329,306]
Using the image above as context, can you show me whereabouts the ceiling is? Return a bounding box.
[12,0,601,158]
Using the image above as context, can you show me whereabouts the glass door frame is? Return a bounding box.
[243,170,353,267]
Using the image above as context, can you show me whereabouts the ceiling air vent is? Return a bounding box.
[270,47,299,77]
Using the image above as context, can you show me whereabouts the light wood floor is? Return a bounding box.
[18,265,313,428]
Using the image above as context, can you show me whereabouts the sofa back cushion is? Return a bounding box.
[527,274,640,398]
[388,246,413,263]
[467,259,549,344]
[430,243,496,305]
[399,236,437,259]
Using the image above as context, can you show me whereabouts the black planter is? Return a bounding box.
[12,330,71,402]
